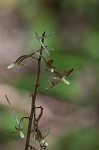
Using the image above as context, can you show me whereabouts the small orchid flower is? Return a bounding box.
[7,63,19,69]
[50,68,55,73]
[46,75,70,89]
[33,128,49,149]
[39,139,48,149]
[15,126,24,139]
[7,62,27,69]
[5,95,25,138]
[46,69,74,89]
[7,54,28,69]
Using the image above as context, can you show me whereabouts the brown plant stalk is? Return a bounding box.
[25,31,46,150]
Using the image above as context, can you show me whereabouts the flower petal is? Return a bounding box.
[7,63,26,69]
[50,68,55,73]
[7,63,17,69]
[19,131,25,138]
[40,39,50,56]
[40,139,48,147]
[61,78,70,85]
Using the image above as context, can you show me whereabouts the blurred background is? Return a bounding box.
[0,0,99,149]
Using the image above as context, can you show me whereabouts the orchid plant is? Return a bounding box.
[3,31,73,150]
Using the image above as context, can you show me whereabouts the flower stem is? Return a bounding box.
[25,32,45,150]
